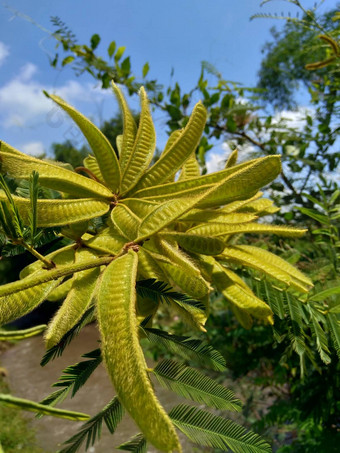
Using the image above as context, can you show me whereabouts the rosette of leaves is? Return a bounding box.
[0,83,312,452]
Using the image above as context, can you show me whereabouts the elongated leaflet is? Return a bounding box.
[111,204,140,240]
[0,147,112,199]
[131,158,263,200]
[84,229,126,255]
[97,250,181,452]
[212,263,273,321]
[112,82,137,173]
[133,102,207,191]
[225,149,238,168]
[121,87,156,194]
[83,155,105,183]
[196,155,281,208]
[45,249,102,348]
[0,279,61,326]
[0,193,110,227]
[137,193,213,241]
[137,248,168,281]
[121,198,159,218]
[179,210,257,224]
[44,93,121,191]
[188,222,307,238]
[222,245,313,292]
[47,278,74,301]
[178,155,201,181]
[161,232,225,256]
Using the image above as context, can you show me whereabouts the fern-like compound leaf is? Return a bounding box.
[97,250,181,452]
[58,397,124,453]
[153,360,242,411]
[44,92,121,191]
[169,404,272,453]
[142,327,227,371]
[117,433,147,452]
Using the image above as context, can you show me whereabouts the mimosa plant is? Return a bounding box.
[0,83,312,453]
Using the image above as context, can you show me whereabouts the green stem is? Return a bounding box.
[21,242,55,269]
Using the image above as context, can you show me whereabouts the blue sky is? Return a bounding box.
[0,0,335,170]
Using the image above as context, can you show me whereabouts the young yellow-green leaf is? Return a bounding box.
[180,209,257,224]
[45,249,102,348]
[0,145,112,199]
[111,204,140,240]
[121,87,156,194]
[44,92,121,191]
[83,155,105,183]
[46,278,74,301]
[97,250,181,452]
[0,193,110,227]
[137,192,213,241]
[0,394,89,421]
[178,155,201,181]
[188,222,307,239]
[161,232,225,256]
[133,102,207,191]
[222,245,313,292]
[212,264,273,321]
[112,82,137,173]
[0,279,61,327]
[131,158,266,201]
[156,240,211,300]
[121,198,159,218]
[196,155,281,208]
[237,198,279,215]
[225,149,238,168]
[83,228,126,255]
[137,248,168,281]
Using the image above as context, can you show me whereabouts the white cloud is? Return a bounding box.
[206,151,225,173]
[21,141,45,157]
[0,42,9,67]
[0,63,108,129]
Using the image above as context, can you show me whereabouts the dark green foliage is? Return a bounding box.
[58,397,124,453]
[142,326,227,371]
[136,278,206,311]
[117,434,147,452]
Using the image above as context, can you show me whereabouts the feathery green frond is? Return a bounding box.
[136,279,206,311]
[58,398,123,453]
[117,433,147,453]
[153,360,242,411]
[142,327,227,371]
[169,404,272,453]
